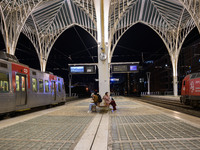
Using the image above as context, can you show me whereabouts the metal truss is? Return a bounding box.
[0,0,200,94]
[109,0,196,58]
[21,0,97,71]
[179,0,200,33]
[0,0,97,71]
[0,0,44,55]
[108,0,197,96]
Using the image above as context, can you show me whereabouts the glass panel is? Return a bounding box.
[32,78,37,92]
[39,79,44,92]
[58,83,61,92]
[0,72,9,92]
[191,74,197,79]
[62,84,65,90]
[45,80,49,93]
[51,81,54,93]
[16,75,20,92]
[21,76,25,92]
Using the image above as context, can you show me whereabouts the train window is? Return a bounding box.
[197,73,200,78]
[16,75,20,92]
[39,79,44,92]
[45,80,49,93]
[62,84,65,90]
[190,74,197,79]
[21,76,25,92]
[58,83,61,92]
[0,63,8,68]
[32,78,37,92]
[0,72,9,92]
[32,71,36,75]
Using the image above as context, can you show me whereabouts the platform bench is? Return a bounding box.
[91,103,110,113]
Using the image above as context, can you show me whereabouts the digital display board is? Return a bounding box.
[113,65,127,72]
[130,65,137,71]
[70,66,84,73]
[112,64,138,73]
[86,66,94,73]
[69,65,96,74]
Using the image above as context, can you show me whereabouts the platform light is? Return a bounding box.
[110,78,119,82]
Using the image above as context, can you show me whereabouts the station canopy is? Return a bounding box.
[0,0,199,63]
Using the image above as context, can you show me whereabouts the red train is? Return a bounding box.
[180,73,200,107]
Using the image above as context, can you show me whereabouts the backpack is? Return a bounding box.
[97,94,102,103]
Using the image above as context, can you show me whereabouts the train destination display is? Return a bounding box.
[70,66,84,73]
[69,65,96,74]
[111,64,138,73]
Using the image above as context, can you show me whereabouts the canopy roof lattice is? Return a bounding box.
[0,0,199,69]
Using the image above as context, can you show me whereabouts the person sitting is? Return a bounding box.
[103,92,117,111]
[88,92,98,113]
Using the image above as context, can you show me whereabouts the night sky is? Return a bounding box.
[0,23,200,87]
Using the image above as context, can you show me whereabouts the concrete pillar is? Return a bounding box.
[98,44,110,97]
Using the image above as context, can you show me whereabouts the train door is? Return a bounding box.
[16,74,27,105]
[51,81,56,100]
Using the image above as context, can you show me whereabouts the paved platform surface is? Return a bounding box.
[142,95,180,100]
[0,96,200,150]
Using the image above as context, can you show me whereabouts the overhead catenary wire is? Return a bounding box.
[73,26,95,63]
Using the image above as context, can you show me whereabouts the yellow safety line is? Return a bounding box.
[16,108,31,112]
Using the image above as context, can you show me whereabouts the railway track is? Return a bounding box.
[134,96,200,118]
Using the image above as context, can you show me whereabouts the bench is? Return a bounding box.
[91,103,110,113]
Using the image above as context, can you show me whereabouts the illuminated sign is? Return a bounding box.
[113,65,127,72]
[111,64,138,73]
[130,65,137,71]
[69,65,96,74]
[70,66,84,73]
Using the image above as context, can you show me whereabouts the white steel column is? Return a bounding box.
[40,59,47,72]
[146,72,151,95]
[171,54,178,96]
[98,44,110,97]
[94,0,111,96]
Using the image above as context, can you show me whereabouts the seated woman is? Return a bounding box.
[103,92,117,111]
[88,92,98,113]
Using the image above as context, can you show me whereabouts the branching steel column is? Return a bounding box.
[95,0,111,96]
[22,0,97,72]
[171,54,179,96]
[179,0,200,33]
[0,0,43,55]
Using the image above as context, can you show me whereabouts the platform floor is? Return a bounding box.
[0,96,200,150]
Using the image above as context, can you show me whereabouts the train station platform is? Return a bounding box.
[142,95,180,101]
[0,96,200,150]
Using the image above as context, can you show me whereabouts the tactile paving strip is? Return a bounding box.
[0,116,93,150]
[110,114,200,150]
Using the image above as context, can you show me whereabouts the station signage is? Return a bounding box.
[69,65,96,74]
[111,64,138,73]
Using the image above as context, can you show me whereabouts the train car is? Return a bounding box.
[180,73,200,107]
[0,52,65,115]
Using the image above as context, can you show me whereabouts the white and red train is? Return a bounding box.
[0,52,65,115]
[180,73,200,107]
